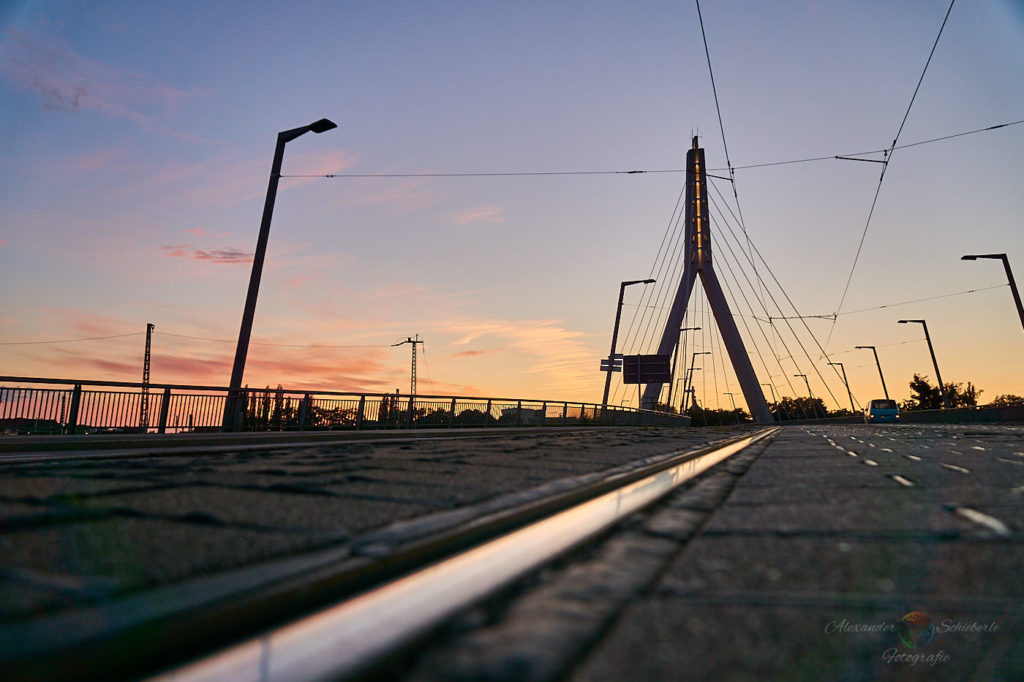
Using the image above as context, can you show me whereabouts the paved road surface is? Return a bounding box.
[2,423,1022,681]
[403,424,1024,682]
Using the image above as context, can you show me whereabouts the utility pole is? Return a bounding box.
[392,335,424,397]
[899,319,949,409]
[854,346,889,400]
[828,361,856,413]
[140,323,154,431]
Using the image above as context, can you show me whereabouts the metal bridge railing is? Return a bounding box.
[0,376,689,435]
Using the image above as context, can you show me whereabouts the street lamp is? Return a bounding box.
[962,253,1024,334]
[898,319,949,409]
[684,352,711,402]
[723,391,739,424]
[828,361,856,413]
[854,345,889,400]
[225,118,338,428]
[793,373,820,419]
[763,383,788,420]
[601,279,655,410]
[667,326,700,411]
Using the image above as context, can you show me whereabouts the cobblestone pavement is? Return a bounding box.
[402,424,1024,682]
[0,427,734,629]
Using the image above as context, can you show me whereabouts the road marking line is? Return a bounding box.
[846,450,859,457]
[890,475,915,487]
[941,463,970,474]
[955,507,1010,537]
[863,459,878,466]
[880,448,893,453]
[903,455,922,461]
[997,458,1023,466]
[971,446,986,451]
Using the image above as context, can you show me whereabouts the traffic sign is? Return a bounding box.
[622,354,672,384]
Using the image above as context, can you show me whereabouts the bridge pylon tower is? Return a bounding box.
[641,137,773,423]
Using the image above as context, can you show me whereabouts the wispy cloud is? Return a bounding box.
[0,29,207,141]
[54,147,129,175]
[161,244,253,264]
[449,204,506,225]
[183,226,230,238]
[451,349,495,358]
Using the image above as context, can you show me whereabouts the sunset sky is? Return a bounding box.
[2,1,1023,412]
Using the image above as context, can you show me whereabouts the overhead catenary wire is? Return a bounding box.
[827,0,956,346]
[707,182,845,409]
[154,331,390,349]
[0,332,145,345]
[278,117,1022,181]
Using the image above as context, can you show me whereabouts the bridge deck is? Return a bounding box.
[1,424,1022,679]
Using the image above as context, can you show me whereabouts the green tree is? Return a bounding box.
[771,396,827,421]
[902,374,982,410]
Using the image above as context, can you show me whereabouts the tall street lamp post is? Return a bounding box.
[667,326,700,412]
[898,319,949,409]
[723,391,739,424]
[793,373,819,419]
[763,383,787,420]
[225,118,338,428]
[601,279,655,411]
[962,253,1024,334]
[828,361,856,413]
[684,352,711,403]
[854,345,889,400]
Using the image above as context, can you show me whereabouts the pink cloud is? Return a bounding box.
[55,147,128,175]
[0,239,5,247]
[450,204,506,225]
[0,29,207,141]
[451,349,495,358]
[161,244,252,264]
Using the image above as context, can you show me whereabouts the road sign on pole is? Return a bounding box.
[622,354,672,385]
[600,358,623,372]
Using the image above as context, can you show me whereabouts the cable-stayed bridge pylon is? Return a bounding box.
[641,137,773,423]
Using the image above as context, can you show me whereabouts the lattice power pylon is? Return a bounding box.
[392,334,424,397]
[140,322,154,430]
[641,138,773,423]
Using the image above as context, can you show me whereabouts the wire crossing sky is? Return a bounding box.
[1,1,1022,408]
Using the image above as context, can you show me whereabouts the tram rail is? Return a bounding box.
[153,427,778,681]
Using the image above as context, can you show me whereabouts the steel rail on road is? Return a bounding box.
[152,427,778,682]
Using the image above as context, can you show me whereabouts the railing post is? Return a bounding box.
[300,393,311,430]
[448,398,456,429]
[158,388,171,433]
[407,395,415,429]
[540,401,547,427]
[485,399,492,428]
[562,402,568,423]
[67,384,82,434]
[516,400,522,427]
[356,395,365,430]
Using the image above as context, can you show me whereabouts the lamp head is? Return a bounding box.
[961,255,978,261]
[309,118,337,133]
